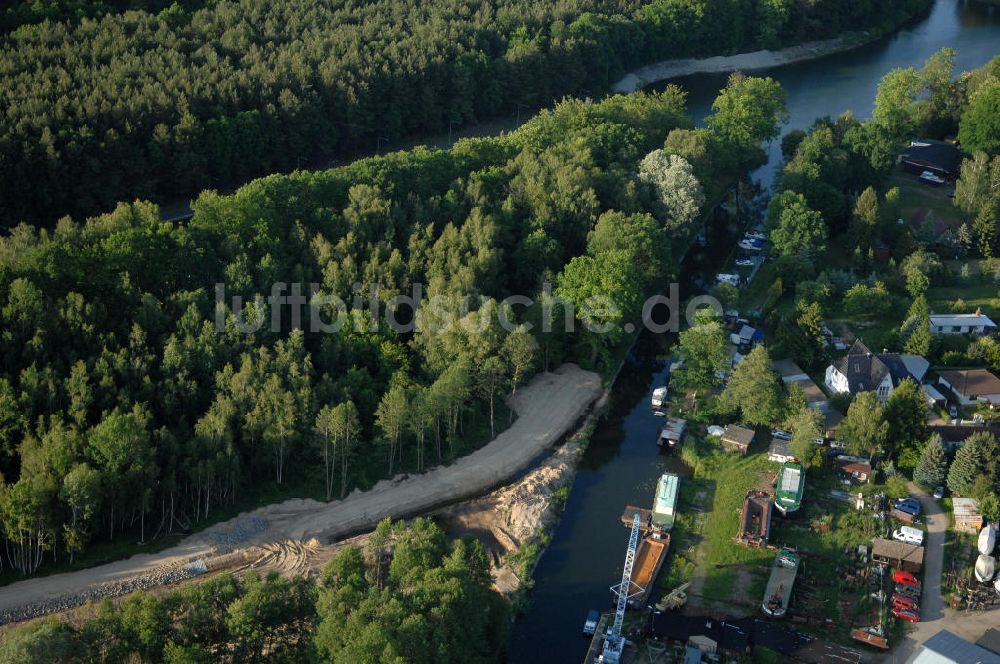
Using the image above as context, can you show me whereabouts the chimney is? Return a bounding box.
[976,307,982,317]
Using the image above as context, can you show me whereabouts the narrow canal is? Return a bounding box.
[507,2,1000,661]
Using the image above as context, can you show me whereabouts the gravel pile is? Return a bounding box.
[0,560,205,626]
[203,516,269,547]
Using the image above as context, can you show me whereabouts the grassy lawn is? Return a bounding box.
[888,169,961,231]
[656,418,917,644]
[926,281,1000,319]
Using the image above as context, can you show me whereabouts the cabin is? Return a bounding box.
[953,497,983,533]
[937,369,1000,407]
[899,139,963,179]
[871,537,924,573]
[824,339,928,399]
[721,425,755,455]
[836,457,872,483]
[768,437,795,463]
[930,311,997,336]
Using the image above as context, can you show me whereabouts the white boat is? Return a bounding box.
[975,554,996,583]
[738,239,763,252]
[651,386,668,410]
[995,577,1000,594]
[919,170,945,186]
[979,525,996,556]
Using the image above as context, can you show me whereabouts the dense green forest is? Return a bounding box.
[0,80,785,577]
[0,0,930,225]
[0,519,510,664]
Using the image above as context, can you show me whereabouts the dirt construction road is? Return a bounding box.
[0,364,602,624]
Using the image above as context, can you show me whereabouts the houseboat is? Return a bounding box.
[774,462,805,516]
[762,548,800,617]
[652,473,680,532]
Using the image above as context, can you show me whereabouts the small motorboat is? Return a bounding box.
[979,525,996,555]
[976,554,996,583]
[738,239,763,252]
[651,386,668,410]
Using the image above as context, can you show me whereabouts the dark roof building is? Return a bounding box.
[977,628,1000,656]
[900,140,963,179]
[721,425,755,455]
[906,629,1000,663]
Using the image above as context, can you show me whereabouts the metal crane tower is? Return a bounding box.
[601,513,641,664]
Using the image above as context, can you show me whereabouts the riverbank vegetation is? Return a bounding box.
[740,49,1000,507]
[0,75,787,581]
[0,0,931,226]
[0,518,509,664]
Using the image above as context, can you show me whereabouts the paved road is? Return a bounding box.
[877,484,998,662]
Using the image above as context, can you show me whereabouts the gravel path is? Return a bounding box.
[876,484,999,662]
[0,364,602,625]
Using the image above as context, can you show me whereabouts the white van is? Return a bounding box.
[893,526,924,546]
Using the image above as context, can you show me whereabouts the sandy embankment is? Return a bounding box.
[612,34,868,93]
[0,364,602,625]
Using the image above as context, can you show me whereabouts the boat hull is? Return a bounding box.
[979,526,996,556]
[976,554,996,583]
[762,549,799,617]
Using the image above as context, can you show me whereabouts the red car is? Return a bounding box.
[892,607,919,622]
[893,594,919,611]
[892,570,921,587]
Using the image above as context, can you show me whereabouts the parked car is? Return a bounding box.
[892,594,919,611]
[770,429,792,441]
[919,170,945,186]
[895,498,921,516]
[892,569,921,588]
[735,258,754,267]
[892,607,920,623]
[948,404,959,418]
[893,526,924,546]
[895,583,921,599]
[933,486,944,500]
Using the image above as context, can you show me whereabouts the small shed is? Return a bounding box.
[836,457,872,483]
[721,425,755,455]
[871,537,924,573]
[768,437,795,463]
[953,497,983,533]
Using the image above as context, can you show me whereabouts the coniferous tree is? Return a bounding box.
[913,434,948,489]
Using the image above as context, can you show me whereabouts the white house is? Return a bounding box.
[929,310,997,336]
[824,339,929,400]
[938,369,1000,407]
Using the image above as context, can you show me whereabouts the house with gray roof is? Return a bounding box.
[824,339,929,400]
[930,310,997,336]
[905,629,1000,664]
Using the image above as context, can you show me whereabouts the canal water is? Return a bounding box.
[506,2,1000,661]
